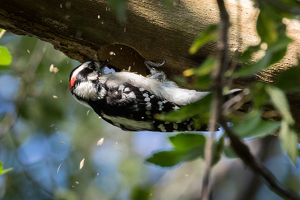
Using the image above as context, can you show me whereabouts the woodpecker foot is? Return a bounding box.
[144,60,166,82]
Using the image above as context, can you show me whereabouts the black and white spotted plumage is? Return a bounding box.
[69,60,232,132]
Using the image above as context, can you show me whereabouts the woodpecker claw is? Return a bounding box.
[144,60,165,69]
[95,59,110,75]
[99,59,110,69]
[144,60,166,82]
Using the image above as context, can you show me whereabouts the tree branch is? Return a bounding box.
[219,117,300,200]
[208,0,300,199]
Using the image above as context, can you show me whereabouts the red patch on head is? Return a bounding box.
[69,76,77,90]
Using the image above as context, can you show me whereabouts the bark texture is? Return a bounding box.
[0,0,260,76]
[0,0,300,127]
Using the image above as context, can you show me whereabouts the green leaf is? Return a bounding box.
[0,46,12,66]
[131,186,151,200]
[0,162,13,176]
[251,83,268,109]
[182,58,216,90]
[268,34,293,53]
[270,48,287,66]
[280,121,297,164]
[158,93,212,122]
[194,73,211,90]
[237,33,292,77]
[232,110,280,138]
[169,133,206,151]
[239,45,260,62]
[261,0,296,19]
[232,111,261,135]
[237,51,272,77]
[266,86,294,125]
[146,146,204,167]
[269,34,293,65]
[223,146,237,158]
[172,76,187,86]
[146,150,185,167]
[279,0,300,8]
[237,3,292,78]
[257,6,278,45]
[274,67,300,92]
[241,121,280,138]
[183,58,217,77]
[189,24,218,54]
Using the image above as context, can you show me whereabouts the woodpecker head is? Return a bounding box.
[69,60,109,103]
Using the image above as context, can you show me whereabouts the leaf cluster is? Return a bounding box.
[146,1,300,168]
[146,133,206,167]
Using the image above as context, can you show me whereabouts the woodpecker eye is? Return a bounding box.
[87,62,96,70]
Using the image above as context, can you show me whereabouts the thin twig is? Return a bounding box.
[201,0,230,199]
[201,108,216,200]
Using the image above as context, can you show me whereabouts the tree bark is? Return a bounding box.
[0,0,257,76]
[1,0,299,79]
[1,0,300,127]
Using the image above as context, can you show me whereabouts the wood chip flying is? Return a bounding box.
[109,51,116,56]
[97,138,104,146]
[57,163,62,173]
[49,64,59,73]
[79,158,85,169]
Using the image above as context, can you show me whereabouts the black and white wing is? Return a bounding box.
[88,83,199,132]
